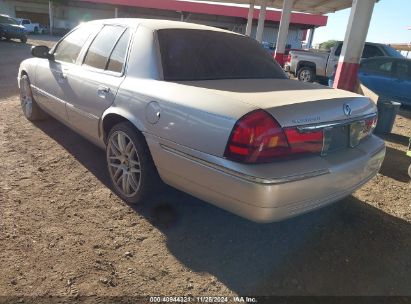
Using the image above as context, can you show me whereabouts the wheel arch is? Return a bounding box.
[100,108,147,144]
[297,61,316,73]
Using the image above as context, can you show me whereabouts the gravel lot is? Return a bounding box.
[0,36,410,299]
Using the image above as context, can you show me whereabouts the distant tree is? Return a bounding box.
[319,40,339,50]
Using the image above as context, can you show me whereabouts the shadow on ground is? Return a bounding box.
[33,116,411,295]
[379,146,410,183]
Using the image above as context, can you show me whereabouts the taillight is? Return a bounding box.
[224,110,290,163]
[224,110,324,163]
[361,115,378,140]
[284,54,291,63]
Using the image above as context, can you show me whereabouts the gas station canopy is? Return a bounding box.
[195,0,353,14]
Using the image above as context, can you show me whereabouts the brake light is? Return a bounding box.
[224,110,290,163]
[361,115,378,140]
[224,110,324,163]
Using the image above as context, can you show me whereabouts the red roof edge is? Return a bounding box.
[79,0,328,27]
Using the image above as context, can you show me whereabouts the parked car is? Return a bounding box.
[359,57,411,106]
[15,18,44,34]
[0,14,27,43]
[285,41,403,82]
[18,19,385,222]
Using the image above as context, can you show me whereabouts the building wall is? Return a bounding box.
[0,0,304,48]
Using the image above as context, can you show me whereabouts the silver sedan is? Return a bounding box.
[18,19,385,222]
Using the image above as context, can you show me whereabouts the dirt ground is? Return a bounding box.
[0,36,410,300]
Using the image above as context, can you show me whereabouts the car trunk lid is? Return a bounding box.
[177,78,376,127]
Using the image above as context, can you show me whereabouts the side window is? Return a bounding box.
[362,45,384,59]
[83,25,125,70]
[54,24,99,64]
[107,29,130,73]
[361,59,393,75]
[22,20,29,25]
[395,61,411,80]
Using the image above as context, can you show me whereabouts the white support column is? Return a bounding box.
[48,0,54,36]
[333,0,376,91]
[255,0,267,43]
[114,7,118,18]
[245,0,255,37]
[274,0,294,65]
[307,28,315,49]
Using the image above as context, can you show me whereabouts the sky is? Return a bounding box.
[312,0,411,44]
[186,0,410,45]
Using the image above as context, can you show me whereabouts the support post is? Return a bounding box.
[274,0,294,66]
[114,7,118,18]
[255,0,267,43]
[307,28,315,49]
[333,0,376,92]
[245,0,255,36]
[48,0,53,36]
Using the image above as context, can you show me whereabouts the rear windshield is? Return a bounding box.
[157,29,287,81]
[382,45,404,58]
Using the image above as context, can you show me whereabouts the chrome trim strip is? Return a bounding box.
[31,85,66,105]
[31,84,99,120]
[297,113,377,132]
[66,102,99,120]
[160,144,330,185]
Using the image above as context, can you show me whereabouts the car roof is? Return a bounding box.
[334,41,390,47]
[86,18,238,35]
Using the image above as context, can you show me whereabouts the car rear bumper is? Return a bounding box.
[147,135,385,223]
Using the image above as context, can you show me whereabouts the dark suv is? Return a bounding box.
[0,14,27,43]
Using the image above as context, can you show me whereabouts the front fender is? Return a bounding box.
[18,58,40,88]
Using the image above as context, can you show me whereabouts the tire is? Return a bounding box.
[408,164,411,179]
[19,74,47,121]
[20,35,27,43]
[106,122,162,204]
[297,66,316,82]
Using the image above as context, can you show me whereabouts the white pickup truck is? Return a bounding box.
[15,18,44,34]
[285,41,403,83]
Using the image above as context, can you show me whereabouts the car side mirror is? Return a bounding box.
[31,45,53,60]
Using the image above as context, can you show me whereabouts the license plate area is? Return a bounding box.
[322,121,366,155]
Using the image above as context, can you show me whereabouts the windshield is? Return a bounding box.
[157,29,287,81]
[0,16,18,25]
[382,45,404,58]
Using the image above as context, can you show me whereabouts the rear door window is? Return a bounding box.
[107,29,130,73]
[361,59,393,76]
[83,25,125,71]
[394,61,411,80]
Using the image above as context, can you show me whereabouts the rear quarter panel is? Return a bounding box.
[112,78,256,157]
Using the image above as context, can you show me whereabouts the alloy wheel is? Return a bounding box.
[20,78,33,118]
[299,70,312,82]
[107,131,142,197]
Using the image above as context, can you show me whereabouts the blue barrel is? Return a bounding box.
[374,100,402,134]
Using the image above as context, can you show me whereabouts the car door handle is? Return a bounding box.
[97,85,110,98]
